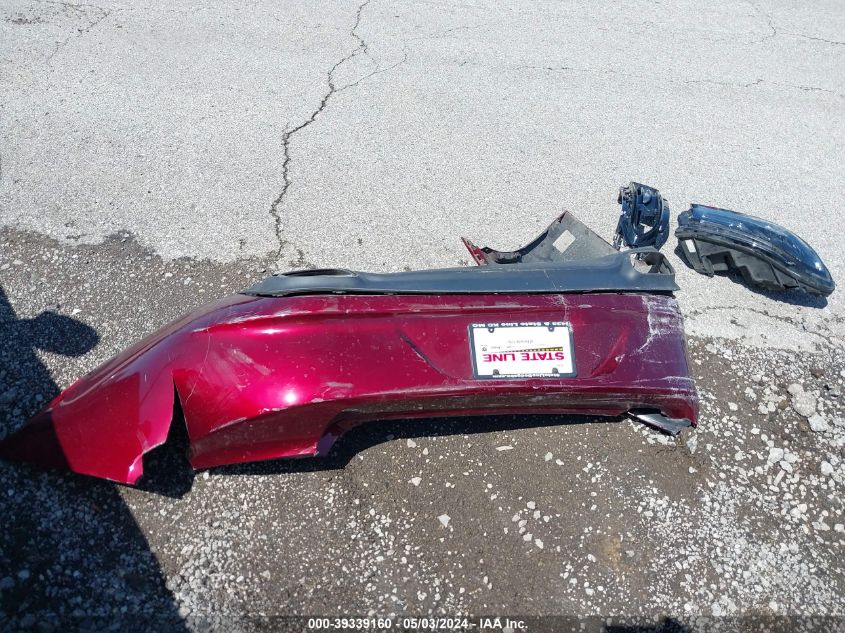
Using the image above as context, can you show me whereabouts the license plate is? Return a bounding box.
[469,321,576,378]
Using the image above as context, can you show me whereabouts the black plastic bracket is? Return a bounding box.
[614,182,671,251]
[245,212,679,297]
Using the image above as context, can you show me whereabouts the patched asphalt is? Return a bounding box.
[1,230,844,631]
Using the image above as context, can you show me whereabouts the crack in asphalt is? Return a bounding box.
[338,43,409,95]
[745,1,844,47]
[266,0,412,265]
[268,0,372,263]
[406,24,487,43]
[511,65,842,97]
[790,33,845,46]
[33,0,109,8]
[44,2,114,76]
[685,77,839,95]
[685,77,765,89]
[746,0,777,43]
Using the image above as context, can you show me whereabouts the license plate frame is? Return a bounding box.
[468,321,576,379]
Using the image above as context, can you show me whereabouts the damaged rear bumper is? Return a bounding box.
[0,213,699,485]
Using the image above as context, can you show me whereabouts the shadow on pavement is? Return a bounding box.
[0,285,187,630]
[672,243,828,308]
[140,409,610,498]
[603,617,692,632]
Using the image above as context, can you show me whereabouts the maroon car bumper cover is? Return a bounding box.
[0,214,698,484]
[0,291,697,484]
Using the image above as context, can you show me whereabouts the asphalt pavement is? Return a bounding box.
[1,0,844,630]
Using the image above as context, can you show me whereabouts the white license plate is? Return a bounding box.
[469,321,576,378]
